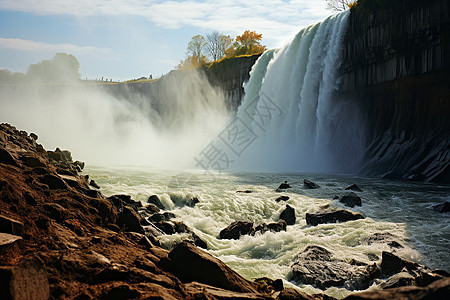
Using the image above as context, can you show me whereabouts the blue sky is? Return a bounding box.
[0,0,331,81]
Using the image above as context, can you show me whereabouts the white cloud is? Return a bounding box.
[0,37,112,56]
[0,0,331,48]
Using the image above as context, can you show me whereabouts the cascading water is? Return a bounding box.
[235,11,366,174]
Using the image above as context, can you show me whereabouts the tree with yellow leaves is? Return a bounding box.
[225,30,266,57]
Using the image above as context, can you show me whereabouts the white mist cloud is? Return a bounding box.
[0,37,112,57]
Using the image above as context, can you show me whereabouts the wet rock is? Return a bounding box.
[254,220,287,235]
[117,206,144,233]
[43,203,67,221]
[191,233,207,249]
[185,282,266,300]
[0,147,17,166]
[276,288,330,300]
[279,205,296,225]
[290,246,377,290]
[0,256,50,300]
[47,148,72,163]
[30,133,38,141]
[89,198,117,224]
[237,190,253,193]
[153,221,176,235]
[73,160,85,171]
[90,180,100,189]
[433,201,450,213]
[345,184,363,192]
[380,252,419,276]
[145,204,160,214]
[339,192,362,208]
[278,181,291,189]
[304,179,320,189]
[148,212,175,223]
[40,174,67,190]
[166,241,258,293]
[275,195,289,202]
[0,214,24,235]
[379,272,415,289]
[344,277,450,300]
[219,221,254,240]
[306,210,364,226]
[147,195,165,210]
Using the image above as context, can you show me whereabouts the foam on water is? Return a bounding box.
[87,166,450,298]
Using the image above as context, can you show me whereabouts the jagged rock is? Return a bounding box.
[0,147,17,166]
[185,282,267,300]
[339,192,362,208]
[219,221,254,240]
[0,256,50,300]
[90,180,100,189]
[290,246,378,290]
[278,181,291,189]
[380,252,419,276]
[40,174,67,190]
[254,220,287,235]
[147,195,166,210]
[304,179,320,189]
[73,160,85,170]
[379,272,416,289]
[117,206,144,233]
[279,205,295,225]
[306,210,365,226]
[109,194,142,211]
[90,198,117,224]
[345,184,363,192]
[47,148,72,162]
[148,212,175,223]
[343,277,450,300]
[30,133,38,141]
[191,233,207,249]
[433,201,450,213]
[166,241,258,293]
[276,288,331,300]
[0,214,24,235]
[275,195,289,202]
[20,155,45,168]
[43,203,67,221]
[0,232,22,247]
[145,204,160,214]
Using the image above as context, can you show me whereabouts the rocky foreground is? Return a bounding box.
[0,123,449,299]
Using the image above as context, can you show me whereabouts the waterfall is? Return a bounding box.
[233,11,366,174]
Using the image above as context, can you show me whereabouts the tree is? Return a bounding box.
[326,0,357,11]
[206,31,233,61]
[227,30,266,57]
[186,35,208,64]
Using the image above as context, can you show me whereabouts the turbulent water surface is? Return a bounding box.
[86,166,450,298]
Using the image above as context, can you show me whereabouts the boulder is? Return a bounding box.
[343,277,450,300]
[29,133,38,141]
[73,160,85,170]
[89,198,117,224]
[117,206,144,233]
[166,241,258,293]
[145,204,160,214]
[339,192,362,208]
[275,196,289,202]
[148,195,166,210]
[345,184,363,192]
[304,179,320,189]
[278,181,291,189]
[379,272,416,289]
[290,246,378,290]
[0,232,22,247]
[254,220,287,235]
[379,252,419,276]
[433,201,450,213]
[279,205,295,225]
[236,190,253,193]
[0,147,17,166]
[90,180,100,189]
[20,155,45,168]
[109,194,142,211]
[0,214,24,235]
[40,174,67,190]
[306,210,365,226]
[276,288,329,300]
[219,221,254,240]
[43,203,67,222]
[0,256,50,300]
[148,212,176,223]
[190,233,208,249]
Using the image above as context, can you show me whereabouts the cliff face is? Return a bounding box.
[340,0,450,183]
[203,54,261,110]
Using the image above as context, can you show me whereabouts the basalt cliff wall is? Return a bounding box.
[339,0,450,183]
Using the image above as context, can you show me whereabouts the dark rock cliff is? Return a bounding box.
[340,0,450,183]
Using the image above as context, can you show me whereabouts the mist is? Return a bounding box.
[0,58,230,168]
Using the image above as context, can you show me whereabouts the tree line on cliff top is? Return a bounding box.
[177,30,266,70]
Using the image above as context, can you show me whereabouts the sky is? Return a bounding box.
[0,0,331,81]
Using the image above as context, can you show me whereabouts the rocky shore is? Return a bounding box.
[0,123,449,299]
